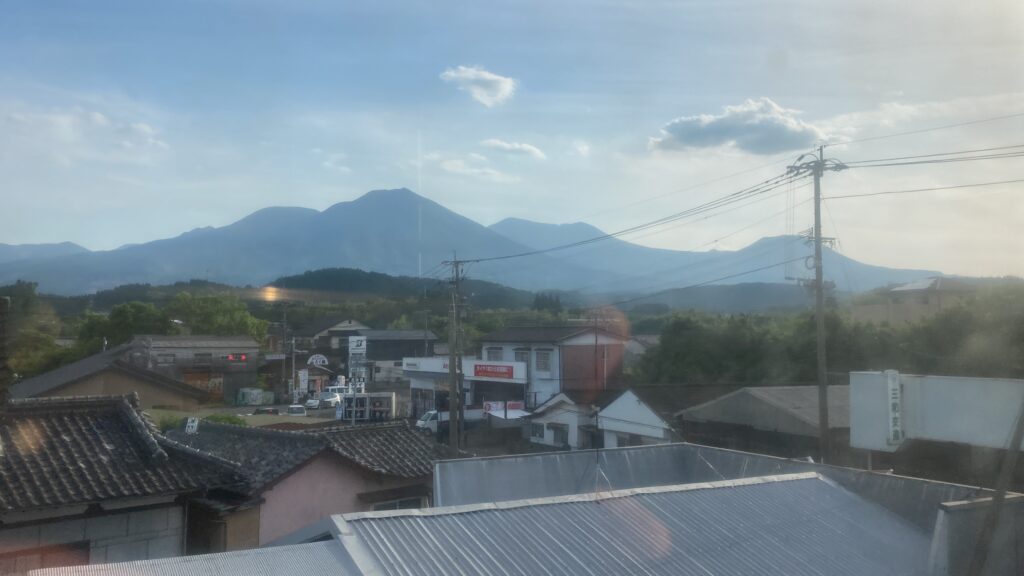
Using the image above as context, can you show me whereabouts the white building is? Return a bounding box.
[528,389,674,449]
[402,356,527,417]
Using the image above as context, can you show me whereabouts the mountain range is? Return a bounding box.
[0,188,939,296]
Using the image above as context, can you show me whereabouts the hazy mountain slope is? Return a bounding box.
[0,242,89,265]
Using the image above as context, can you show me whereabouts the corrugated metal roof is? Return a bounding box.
[679,385,850,434]
[339,473,931,576]
[29,542,356,576]
[432,443,986,531]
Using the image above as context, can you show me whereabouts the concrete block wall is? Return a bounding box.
[0,505,184,574]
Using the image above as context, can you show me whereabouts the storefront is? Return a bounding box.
[402,357,527,419]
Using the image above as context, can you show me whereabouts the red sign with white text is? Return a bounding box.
[473,364,514,379]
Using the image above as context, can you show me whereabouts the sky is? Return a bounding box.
[1,0,1023,278]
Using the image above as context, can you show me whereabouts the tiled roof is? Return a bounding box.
[165,422,326,493]
[11,346,210,400]
[132,335,260,349]
[480,325,624,344]
[357,330,438,342]
[312,422,443,478]
[293,317,368,338]
[0,395,241,513]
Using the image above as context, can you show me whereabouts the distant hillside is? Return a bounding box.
[602,282,814,313]
[0,242,88,265]
[1,188,940,296]
[270,267,534,309]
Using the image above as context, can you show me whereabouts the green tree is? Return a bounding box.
[166,293,268,343]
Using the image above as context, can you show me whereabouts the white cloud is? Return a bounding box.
[467,152,489,162]
[480,138,546,160]
[437,156,517,183]
[650,97,824,154]
[571,140,591,158]
[310,148,351,173]
[439,65,517,107]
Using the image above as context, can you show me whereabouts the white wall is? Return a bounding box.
[529,401,591,449]
[0,505,184,573]
[479,342,561,407]
[851,371,1024,452]
[597,391,671,448]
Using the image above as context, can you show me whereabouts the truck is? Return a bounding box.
[415,408,485,433]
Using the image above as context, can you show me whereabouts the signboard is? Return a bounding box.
[348,336,368,380]
[483,400,525,414]
[298,369,309,391]
[307,354,330,367]
[474,364,514,379]
[185,417,199,435]
[885,369,903,445]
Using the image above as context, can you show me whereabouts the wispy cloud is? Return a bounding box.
[440,65,517,107]
[310,148,352,173]
[650,97,823,154]
[480,138,546,160]
[437,156,517,183]
[570,140,591,158]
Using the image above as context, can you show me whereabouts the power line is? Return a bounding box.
[826,110,1024,147]
[825,178,1024,200]
[456,171,807,264]
[845,150,1024,169]
[844,143,1024,165]
[588,256,807,310]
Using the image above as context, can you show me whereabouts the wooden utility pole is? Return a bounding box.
[812,145,830,462]
[789,147,846,464]
[445,257,463,451]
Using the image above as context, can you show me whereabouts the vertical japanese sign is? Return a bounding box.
[298,368,309,393]
[348,336,368,381]
[885,369,903,445]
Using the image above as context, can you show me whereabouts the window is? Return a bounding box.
[373,497,424,511]
[535,350,552,372]
[617,433,644,447]
[156,353,176,365]
[514,348,530,365]
[552,425,569,446]
[531,423,544,438]
[193,352,212,366]
[486,347,503,361]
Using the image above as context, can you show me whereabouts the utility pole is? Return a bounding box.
[789,146,846,464]
[445,256,463,452]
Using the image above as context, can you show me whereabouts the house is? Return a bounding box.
[293,318,369,352]
[851,276,975,324]
[33,443,1024,576]
[126,335,260,403]
[479,326,628,408]
[164,420,442,551]
[0,395,241,574]
[9,345,209,410]
[527,384,740,450]
[851,370,1024,489]
[677,385,852,464]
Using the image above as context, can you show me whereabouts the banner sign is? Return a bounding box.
[307,354,330,367]
[348,336,368,380]
[298,369,309,390]
[474,364,514,379]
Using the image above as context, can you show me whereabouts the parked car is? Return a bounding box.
[304,397,322,410]
[253,407,280,415]
[286,404,307,416]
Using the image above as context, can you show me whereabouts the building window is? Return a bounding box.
[373,497,424,511]
[535,350,552,372]
[486,347,503,361]
[193,352,212,367]
[156,353,176,365]
[552,425,569,446]
[531,423,544,438]
[514,348,530,365]
[617,433,643,447]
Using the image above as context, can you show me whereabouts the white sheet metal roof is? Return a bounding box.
[337,473,931,576]
[29,542,355,576]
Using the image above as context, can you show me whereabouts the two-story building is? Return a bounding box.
[402,356,527,418]
[126,335,260,403]
[479,326,628,408]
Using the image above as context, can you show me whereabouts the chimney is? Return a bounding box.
[0,296,10,413]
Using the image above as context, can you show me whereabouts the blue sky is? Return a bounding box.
[1,0,1022,277]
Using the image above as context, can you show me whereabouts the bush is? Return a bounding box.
[203,413,248,427]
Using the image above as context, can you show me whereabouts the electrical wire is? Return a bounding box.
[824,178,1024,200]
[845,151,1024,169]
[453,171,808,264]
[844,143,1024,165]
[825,110,1024,147]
